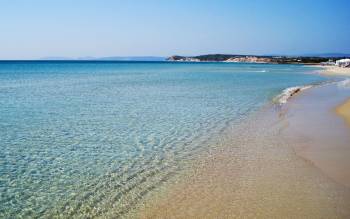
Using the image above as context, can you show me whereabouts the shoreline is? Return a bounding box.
[136,98,350,218]
[283,82,350,188]
[133,66,350,218]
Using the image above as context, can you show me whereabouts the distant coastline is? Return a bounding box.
[167,54,350,65]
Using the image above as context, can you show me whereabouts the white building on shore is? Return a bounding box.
[335,59,350,67]
[320,59,336,66]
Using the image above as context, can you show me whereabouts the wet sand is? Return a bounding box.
[283,83,350,188]
[134,86,350,218]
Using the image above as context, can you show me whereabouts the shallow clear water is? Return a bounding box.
[0,61,326,218]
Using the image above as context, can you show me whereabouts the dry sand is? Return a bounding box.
[319,65,350,76]
[337,99,350,127]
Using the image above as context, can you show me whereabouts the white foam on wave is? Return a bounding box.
[274,85,313,105]
[337,78,350,89]
[273,79,343,105]
[238,69,269,73]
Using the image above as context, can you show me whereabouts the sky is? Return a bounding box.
[0,0,349,59]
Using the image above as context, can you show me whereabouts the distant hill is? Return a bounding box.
[40,56,166,61]
[40,56,74,60]
[96,56,166,61]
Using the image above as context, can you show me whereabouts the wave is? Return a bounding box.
[250,69,268,73]
[337,78,350,89]
[234,69,269,73]
[273,85,313,104]
[274,79,349,105]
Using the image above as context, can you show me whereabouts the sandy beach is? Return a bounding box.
[133,66,350,218]
[284,82,350,188]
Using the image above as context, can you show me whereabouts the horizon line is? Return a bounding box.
[1,52,350,61]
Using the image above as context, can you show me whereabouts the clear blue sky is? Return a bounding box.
[1,0,349,59]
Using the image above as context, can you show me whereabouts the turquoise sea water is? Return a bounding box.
[0,61,326,218]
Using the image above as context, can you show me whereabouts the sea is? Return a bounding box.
[0,61,328,218]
